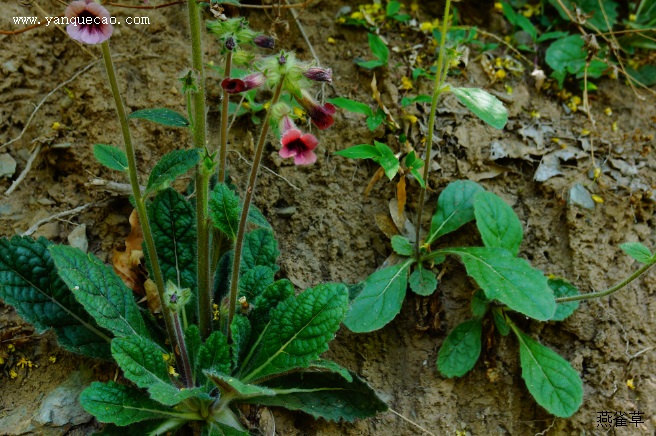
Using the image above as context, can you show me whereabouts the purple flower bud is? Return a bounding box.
[253,35,275,49]
[221,72,265,94]
[303,67,332,83]
[170,294,178,304]
[279,53,287,65]
[295,90,336,130]
[225,36,236,51]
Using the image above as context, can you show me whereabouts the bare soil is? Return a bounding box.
[1,1,655,435]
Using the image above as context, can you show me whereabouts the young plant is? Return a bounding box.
[355,33,389,70]
[328,97,387,131]
[0,2,385,434]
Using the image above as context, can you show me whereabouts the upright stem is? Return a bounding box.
[100,42,191,385]
[172,311,194,388]
[226,79,285,338]
[414,0,452,259]
[218,50,233,183]
[187,0,212,340]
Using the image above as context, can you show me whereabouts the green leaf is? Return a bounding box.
[250,279,295,338]
[146,149,200,195]
[309,359,353,382]
[405,152,426,188]
[451,87,508,130]
[241,229,280,272]
[244,371,387,422]
[147,188,197,299]
[205,371,276,398]
[366,109,386,131]
[80,381,187,425]
[427,180,485,244]
[408,265,438,296]
[333,144,381,160]
[620,242,654,264]
[441,247,556,321]
[95,419,185,436]
[209,183,240,240]
[239,266,275,301]
[470,289,489,319]
[514,329,583,417]
[128,108,190,127]
[0,237,110,358]
[111,336,200,406]
[545,35,586,79]
[474,191,523,256]
[386,1,401,16]
[93,144,128,172]
[373,140,400,180]
[343,261,411,333]
[437,319,482,377]
[367,33,389,64]
[391,235,413,256]
[185,325,202,385]
[327,98,373,116]
[247,205,271,230]
[492,308,510,336]
[49,245,149,339]
[231,315,251,371]
[548,0,618,32]
[203,421,248,436]
[549,278,580,321]
[355,59,385,70]
[197,331,231,386]
[241,283,348,382]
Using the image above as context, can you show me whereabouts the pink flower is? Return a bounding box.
[303,67,332,83]
[221,72,265,94]
[65,0,113,45]
[295,90,336,130]
[279,116,318,165]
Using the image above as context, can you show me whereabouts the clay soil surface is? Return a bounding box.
[1,1,656,435]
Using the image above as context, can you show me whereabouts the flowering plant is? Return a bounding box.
[0,2,385,434]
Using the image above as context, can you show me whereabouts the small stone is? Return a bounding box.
[276,206,296,217]
[33,369,94,428]
[68,224,88,253]
[34,222,60,240]
[0,153,17,178]
[37,197,55,206]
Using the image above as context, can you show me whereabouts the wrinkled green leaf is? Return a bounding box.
[391,235,413,256]
[408,265,438,296]
[549,278,580,321]
[185,325,202,385]
[440,247,556,320]
[241,283,348,382]
[49,245,148,339]
[427,180,485,244]
[244,371,388,422]
[328,98,373,116]
[309,359,353,382]
[343,261,411,333]
[111,336,200,406]
[474,191,523,256]
[250,279,295,339]
[620,242,654,264]
[437,319,482,377]
[128,108,190,127]
[247,205,271,230]
[0,237,110,358]
[146,149,200,195]
[241,229,280,273]
[93,144,128,172]
[80,381,186,425]
[209,183,240,240]
[239,266,275,302]
[451,87,508,130]
[514,330,583,417]
[147,188,197,299]
[231,315,251,371]
[197,330,231,386]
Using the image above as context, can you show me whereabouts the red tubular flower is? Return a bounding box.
[279,116,318,165]
[65,0,113,45]
[303,67,332,83]
[221,72,265,94]
[295,90,336,130]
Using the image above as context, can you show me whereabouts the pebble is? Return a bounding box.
[33,369,94,427]
[276,206,296,217]
[0,153,17,178]
[67,224,88,253]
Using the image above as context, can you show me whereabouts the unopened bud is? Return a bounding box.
[225,36,236,51]
[303,67,332,83]
[253,35,275,49]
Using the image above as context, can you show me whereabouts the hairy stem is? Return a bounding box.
[172,310,194,387]
[218,50,233,183]
[187,0,212,340]
[414,0,452,259]
[226,79,285,339]
[555,261,656,303]
[101,41,190,384]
